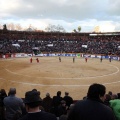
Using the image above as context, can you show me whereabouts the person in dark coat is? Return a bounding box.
[42,93,53,112]
[52,91,63,107]
[67,83,116,120]
[3,88,24,120]
[63,92,73,108]
[51,91,63,117]
[0,89,7,120]
[57,100,68,117]
[104,94,111,107]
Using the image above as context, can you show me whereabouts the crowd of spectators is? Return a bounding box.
[0,83,120,120]
[0,31,120,55]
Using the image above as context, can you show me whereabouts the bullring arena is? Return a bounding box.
[0,56,120,100]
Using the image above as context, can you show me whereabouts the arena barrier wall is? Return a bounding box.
[1,53,120,61]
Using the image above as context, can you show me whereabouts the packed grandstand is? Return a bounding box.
[0,29,120,59]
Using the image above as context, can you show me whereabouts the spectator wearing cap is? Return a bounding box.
[42,93,53,112]
[3,88,24,120]
[19,90,57,120]
[31,88,43,110]
[63,92,73,109]
[32,89,42,100]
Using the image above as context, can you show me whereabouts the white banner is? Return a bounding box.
[47,44,53,47]
[12,44,20,47]
[82,45,87,48]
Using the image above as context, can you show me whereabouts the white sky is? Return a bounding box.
[0,0,120,32]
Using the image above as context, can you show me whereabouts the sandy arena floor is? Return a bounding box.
[0,57,120,100]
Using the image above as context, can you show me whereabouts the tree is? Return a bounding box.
[73,29,77,33]
[25,24,38,31]
[94,26,100,32]
[73,26,81,33]
[45,24,54,32]
[56,24,66,32]
[7,23,15,30]
[45,24,65,32]
[0,24,3,29]
[15,24,22,31]
[78,26,81,32]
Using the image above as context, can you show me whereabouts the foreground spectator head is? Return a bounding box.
[24,90,42,108]
[105,94,111,101]
[32,88,37,91]
[9,88,16,95]
[46,92,50,97]
[117,93,120,99]
[32,88,40,95]
[65,92,69,96]
[104,94,111,107]
[108,91,112,96]
[0,89,7,96]
[87,83,106,101]
[57,91,61,96]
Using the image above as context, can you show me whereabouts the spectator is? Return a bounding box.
[3,88,24,120]
[117,93,120,99]
[52,91,63,107]
[67,83,116,120]
[63,92,73,108]
[109,94,120,120]
[0,89,7,120]
[59,103,75,120]
[42,93,53,112]
[19,90,57,120]
[111,94,118,100]
[57,100,68,118]
[32,89,43,110]
[108,91,113,97]
[104,94,111,107]
[51,91,63,117]
[32,89,42,100]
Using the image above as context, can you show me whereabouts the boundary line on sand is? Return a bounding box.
[5,64,119,80]
[1,62,120,86]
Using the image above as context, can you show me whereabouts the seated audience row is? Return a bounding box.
[0,34,120,55]
[0,83,120,120]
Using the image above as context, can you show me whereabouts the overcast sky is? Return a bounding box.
[0,0,120,32]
